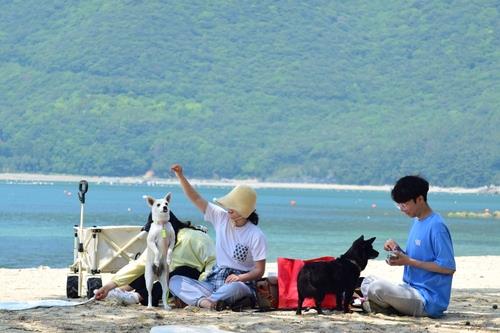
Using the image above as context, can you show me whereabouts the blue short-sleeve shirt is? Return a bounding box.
[404,213,456,317]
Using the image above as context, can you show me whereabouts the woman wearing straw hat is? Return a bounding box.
[169,164,267,310]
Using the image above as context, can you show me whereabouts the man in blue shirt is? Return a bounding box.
[361,175,456,317]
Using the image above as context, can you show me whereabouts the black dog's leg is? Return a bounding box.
[314,294,325,315]
[296,295,304,315]
[335,292,344,311]
[344,289,355,313]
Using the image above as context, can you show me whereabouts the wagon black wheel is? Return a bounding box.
[66,275,79,298]
[86,277,102,299]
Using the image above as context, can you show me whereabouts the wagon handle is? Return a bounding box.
[78,180,88,204]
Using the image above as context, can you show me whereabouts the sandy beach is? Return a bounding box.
[1,257,499,333]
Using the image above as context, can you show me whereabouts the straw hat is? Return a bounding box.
[214,185,257,218]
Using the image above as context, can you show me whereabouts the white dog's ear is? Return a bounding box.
[165,192,172,203]
[143,195,156,207]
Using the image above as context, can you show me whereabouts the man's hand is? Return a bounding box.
[384,239,402,252]
[386,251,409,266]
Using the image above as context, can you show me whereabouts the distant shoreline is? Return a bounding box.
[1,172,498,194]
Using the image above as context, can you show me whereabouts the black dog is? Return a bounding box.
[296,235,379,315]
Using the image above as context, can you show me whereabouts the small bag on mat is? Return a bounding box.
[277,256,337,310]
[255,276,279,311]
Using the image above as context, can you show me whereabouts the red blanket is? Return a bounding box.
[277,256,337,310]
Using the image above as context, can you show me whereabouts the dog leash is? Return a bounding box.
[161,224,169,255]
[0,296,96,311]
[161,224,171,302]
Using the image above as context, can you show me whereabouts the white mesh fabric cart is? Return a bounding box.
[67,225,147,298]
[66,180,147,298]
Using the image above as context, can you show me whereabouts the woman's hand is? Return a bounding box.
[170,163,208,214]
[225,274,241,283]
[94,285,111,300]
[171,164,183,177]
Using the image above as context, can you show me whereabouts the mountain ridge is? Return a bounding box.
[0,1,498,187]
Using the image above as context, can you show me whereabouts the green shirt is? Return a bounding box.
[112,228,216,286]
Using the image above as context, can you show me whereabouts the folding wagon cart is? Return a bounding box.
[66,180,147,298]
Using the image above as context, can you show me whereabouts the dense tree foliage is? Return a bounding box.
[0,1,498,187]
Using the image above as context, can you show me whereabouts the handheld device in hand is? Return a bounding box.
[385,250,399,264]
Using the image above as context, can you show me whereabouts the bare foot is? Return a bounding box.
[198,298,215,309]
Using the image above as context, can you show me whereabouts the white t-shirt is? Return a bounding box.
[204,202,267,272]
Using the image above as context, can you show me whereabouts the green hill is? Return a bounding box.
[0,1,498,187]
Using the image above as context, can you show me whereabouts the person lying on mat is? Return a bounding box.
[94,211,216,306]
[169,164,267,311]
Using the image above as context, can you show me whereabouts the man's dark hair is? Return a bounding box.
[391,175,429,203]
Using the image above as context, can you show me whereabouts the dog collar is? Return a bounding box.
[346,258,362,272]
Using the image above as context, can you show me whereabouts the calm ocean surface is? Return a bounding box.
[0,181,499,268]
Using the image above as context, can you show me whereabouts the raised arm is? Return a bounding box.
[171,164,208,214]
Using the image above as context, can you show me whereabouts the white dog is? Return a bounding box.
[144,193,176,309]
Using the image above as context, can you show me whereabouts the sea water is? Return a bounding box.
[0,181,498,268]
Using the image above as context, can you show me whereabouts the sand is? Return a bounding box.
[1,257,499,333]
